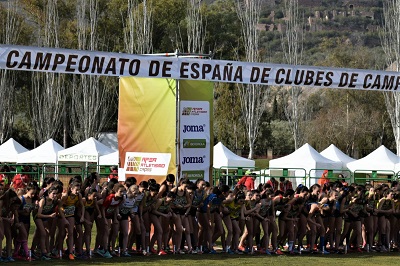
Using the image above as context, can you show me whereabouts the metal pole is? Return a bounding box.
[175,49,180,182]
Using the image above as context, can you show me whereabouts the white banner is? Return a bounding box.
[58,153,98,162]
[1,44,400,91]
[180,101,210,181]
[124,152,171,176]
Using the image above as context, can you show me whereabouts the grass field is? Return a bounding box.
[7,252,400,266]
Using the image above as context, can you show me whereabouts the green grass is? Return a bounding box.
[255,158,269,169]
[3,217,400,265]
[7,252,400,265]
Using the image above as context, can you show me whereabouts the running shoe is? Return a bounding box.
[380,246,388,253]
[209,249,217,254]
[265,249,272,255]
[4,256,15,262]
[189,249,198,254]
[103,251,113,258]
[158,250,167,256]
[177,250,186,255]
[76,253,89,259]
[31,251,40,260]
[41,255,51,261]
[227,249,235,255]
[150,248,158,254]
[195,247,202,254]
[68,254,75,260]
[96,249,105,257]
[121,251,131,257]
[275,249,284,255]
[320,249,330,255]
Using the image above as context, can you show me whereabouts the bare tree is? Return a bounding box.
[381,0,400,155]
[235,0,269,159]
[124,0,153,54]
[70,0,114,142]
[281,0,304,149]
[186,0,205,53]
[30,0,65,144]
[0,1,22,143]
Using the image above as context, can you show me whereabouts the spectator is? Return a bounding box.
[279,176,293,193]
[236,172,256,191]
[11,165,31,190]
[109,165,118,181]
[318,169,330,186]
[266,177,279,192]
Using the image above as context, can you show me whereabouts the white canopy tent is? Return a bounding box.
[269,143,342,186]
[320,144,355,169]
[17,138,64,164]
[57,137,115,163]
[99,151,119,165]
[213,142,255,169]
[346,145,399,174]
[0,138,29,163]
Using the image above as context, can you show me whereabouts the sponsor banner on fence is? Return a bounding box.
[58,153,98,162]
[180,100,210,180]
[124,152,171,176]
[182,170,205,180]
[2,44,400,91]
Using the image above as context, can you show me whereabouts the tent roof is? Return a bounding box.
[17,139,64,164]
[213,142,255,168]
[0,138,29,163]
[269,143,342,172]
[99,151,119,165]
[320,144,355,167]
[58,137,115,162]
[98,132,118,151]
[347,145,399,172]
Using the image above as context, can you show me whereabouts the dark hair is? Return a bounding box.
[283,189,295,197]
[220,184,230,193]
[235,191,245,202]
[109,178,119,185]
[85,187,98,200]
[69,175,82,184]
[112,183,125,194]
[166,174,175,183]
[139,181,149,189]
[180,179,190,186]
[187,182,197,191]
[212,187,222,196]
[148,179,157,185]
[0,189,19,212]
[42,177,56,189]
[149,183,160,192]
[47,186,59,195]
[196,178,205,185]
[125,177,137,187]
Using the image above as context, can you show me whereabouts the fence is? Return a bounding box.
[0,163,114,187]
[213,167,257,188]
[308,169,352,186]
[353,169,396,185]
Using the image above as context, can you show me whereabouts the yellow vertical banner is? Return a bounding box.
[118,77,176,183]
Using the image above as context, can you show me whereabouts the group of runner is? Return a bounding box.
[0,172,399,262]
